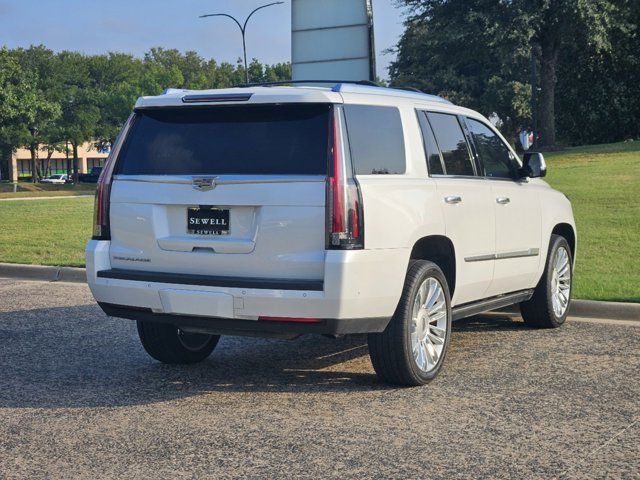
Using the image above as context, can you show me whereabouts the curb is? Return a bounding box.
[0,263,638,321]
[0,263,86,283]
[495,301,640,322]
[567,299,640,322]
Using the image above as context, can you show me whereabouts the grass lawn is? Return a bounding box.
[0,141,638,302]
[0,197,93,267]
[0,182,96,199]
[544,141,639,302]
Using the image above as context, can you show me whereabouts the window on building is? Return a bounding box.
[17,160,30,177]
[50,159,67,174]
[343,105,406,175]
[427,112,475,176]
[87,158,105,170]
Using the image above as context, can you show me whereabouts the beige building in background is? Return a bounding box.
[9,142,109,181]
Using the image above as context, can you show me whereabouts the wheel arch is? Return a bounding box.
[409,235,457,297]
[551,223,576,263]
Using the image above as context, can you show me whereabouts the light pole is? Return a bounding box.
[200,2,284,84]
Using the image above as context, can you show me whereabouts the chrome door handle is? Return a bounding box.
[444,195,462,205]
[496,197,511,205]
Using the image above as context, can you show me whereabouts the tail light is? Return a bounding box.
[93,114,135,240]
[327,106,364,249]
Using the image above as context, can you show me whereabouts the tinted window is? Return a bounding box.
[427,112,475,176]
[344,105,405,175]
[417,111,444,175]
[116,104,330,175]
[467,118,517,179]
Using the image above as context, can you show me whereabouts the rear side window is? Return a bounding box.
[115,104,331,175]
[427,112,475,176]
[466,118,518,179]
[416,111,444,175]
[343,105,405,175]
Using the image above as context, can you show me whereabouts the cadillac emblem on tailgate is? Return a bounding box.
[192,177,216,191]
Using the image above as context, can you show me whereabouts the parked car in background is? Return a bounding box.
[40,174,69,184]
[78,167,103,183]
[86,82,576,386]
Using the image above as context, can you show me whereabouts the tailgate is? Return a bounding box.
[107,103,331,284]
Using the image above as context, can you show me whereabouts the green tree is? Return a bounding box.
[517,0,619,146]
[141,55,184,95]
[144,48,210,89]
[1,45,293,183]
[392,0,625,147]
[264,62,292,83]
[211,60,245,88]
[390,0,531,144]
[53,51,100,181]
[0,48,32,180]
[89,52,143,148]
[555,1,639,144]
[14,46,63,180]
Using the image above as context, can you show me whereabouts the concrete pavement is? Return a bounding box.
[0,278,638,479]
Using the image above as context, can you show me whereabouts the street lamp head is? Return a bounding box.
[198,1,285,84]
[199,2,284,20]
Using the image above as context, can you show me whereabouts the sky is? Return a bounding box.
[0,0,407,79]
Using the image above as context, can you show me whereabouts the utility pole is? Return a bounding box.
[200,2,284,84]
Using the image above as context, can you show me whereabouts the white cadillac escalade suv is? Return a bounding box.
[86,82,576,386]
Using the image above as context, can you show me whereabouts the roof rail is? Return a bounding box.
[390,86,423,93]
[233,79,451,104]
[235,79,378,88]
[331,83,452,104]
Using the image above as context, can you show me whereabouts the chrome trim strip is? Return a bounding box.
[112,175,326,185]
[465,248,540,262]
[464,254,496,263]
[497,248,540,259]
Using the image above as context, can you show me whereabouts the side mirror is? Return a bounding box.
[521,152,547,178]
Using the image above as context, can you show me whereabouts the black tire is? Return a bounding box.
[368,260,452,386]
[520,234,573,328]
[137,321,220,364]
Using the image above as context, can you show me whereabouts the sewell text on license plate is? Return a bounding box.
[187,207,230,235]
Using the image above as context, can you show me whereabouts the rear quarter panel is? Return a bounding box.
[355,103,446,251]
[352,103,446,314]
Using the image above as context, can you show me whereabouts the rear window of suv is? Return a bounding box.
[115,104,331,176]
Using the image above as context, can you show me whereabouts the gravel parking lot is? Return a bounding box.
[0,278,638,479]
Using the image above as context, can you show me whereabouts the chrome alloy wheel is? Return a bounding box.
[177,329,212,352]
[411,277,448,373]
[551,246,572,318]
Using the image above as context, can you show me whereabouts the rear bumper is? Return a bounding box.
[86,240,408,334]
[99,302,389,338]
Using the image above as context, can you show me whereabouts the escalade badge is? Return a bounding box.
[192,177,216,191]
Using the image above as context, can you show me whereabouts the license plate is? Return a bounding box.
[187,207,230,235]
